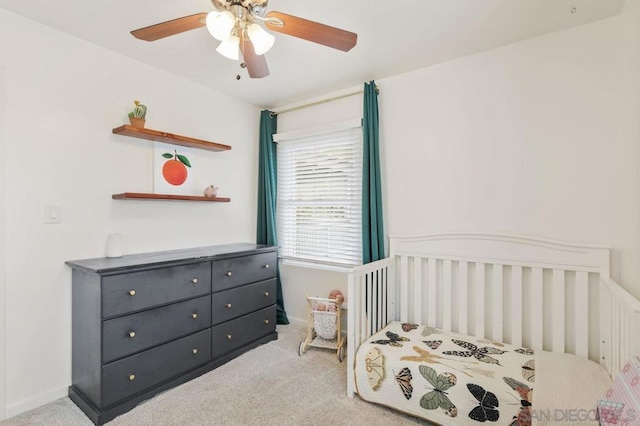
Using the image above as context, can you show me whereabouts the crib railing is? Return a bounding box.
[347,234,640,397]
[394,256,604,357]
[600,277,640,376]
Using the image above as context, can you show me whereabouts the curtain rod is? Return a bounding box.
[271,88,368,115]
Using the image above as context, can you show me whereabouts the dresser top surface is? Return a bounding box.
[66,243,277,274]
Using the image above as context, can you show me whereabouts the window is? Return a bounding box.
[275,120,363,267]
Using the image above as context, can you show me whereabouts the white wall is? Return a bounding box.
[0,66,7,420]
[0,9,260,417]
[619,0,640,299]
[379,4,640,299]
[275,3,640,328]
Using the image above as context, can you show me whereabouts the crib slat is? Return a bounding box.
[611,297,617,374]
[360,274,366,339]
[511,266,523,347]
[552,269,565,352]
[399,256,409,323]
[531,267,544,350]
[443,260,453,331]
[623,307,628,371]
[350,273,361,355]
[413,257,423,325]
[600,285,610,372]
[575,271,589,358]
[388,261,396,321]
[381,268,388,326]
[359,273,367,340]
[458,261,469,335]
[614,302,621,374]
[428,258,437,327]
[475,263,485,338]
[368,272,375,335]
[616,299,622,373]
[493,264,504,341]
[377,270,384,331]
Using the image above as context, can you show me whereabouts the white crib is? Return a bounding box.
[346,233,640,397]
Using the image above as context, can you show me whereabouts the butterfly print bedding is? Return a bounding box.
[521,359,535,382]
[355,322,536,425]
[478,339,505,348]
[422,326,441,337]
[464,366,496,378]
[419,365,458,418]
[402,323,418,332]
[365,347,385,390]
[395,367,413,400]
[372,331,410,347]
[443,339,508,365]
[424,340,442,350]
[467,383,500,422]
[503,377,532,426]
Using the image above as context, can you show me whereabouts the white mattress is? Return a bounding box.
[354,322,612,426]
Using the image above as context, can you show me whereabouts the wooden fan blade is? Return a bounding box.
[265,11,357,52]
[240,33,270,79]
[131,13,207,41]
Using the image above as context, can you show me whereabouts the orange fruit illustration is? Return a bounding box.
[162,150,191,186]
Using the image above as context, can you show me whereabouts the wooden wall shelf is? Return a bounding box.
[112,125,231,152]
[112,193,231,202]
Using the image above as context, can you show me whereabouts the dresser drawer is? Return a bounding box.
[101,329,211,407]
[211,306,276,359]
[102,295,211,363]
[211,252,277,292]
[102,263,211,318]
[212,279,276,325]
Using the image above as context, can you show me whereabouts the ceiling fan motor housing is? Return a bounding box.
[211,0,268,17]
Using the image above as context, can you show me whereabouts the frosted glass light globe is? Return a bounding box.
[247,23,275,55]
[216,35,240,60]
[206,11,235,41]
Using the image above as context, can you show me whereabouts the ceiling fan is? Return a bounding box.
[131,0,358,79]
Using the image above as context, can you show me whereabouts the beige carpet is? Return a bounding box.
[2,324,427,425]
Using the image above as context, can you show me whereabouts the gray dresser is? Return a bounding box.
[66,243,278,425]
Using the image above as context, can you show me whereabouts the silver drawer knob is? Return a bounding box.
[192,278,198,284]
[192,313,198,319]
[192,348,198,354]
[227,334,232,340]
[264,319,269,325]
[129,374,136,381]
[226,271,232,277]
[128,290,136,296]
[128,331,136,338]
[264,292,269,297]
[264,264,270,269]
[225,303,232,309]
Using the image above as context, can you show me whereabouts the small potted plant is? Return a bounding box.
[128,100,147,128]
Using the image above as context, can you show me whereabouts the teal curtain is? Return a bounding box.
[362,81,385,263]
[257,110,289,324]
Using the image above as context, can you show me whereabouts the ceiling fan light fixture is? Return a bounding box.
[206,10,235,41]
[216,35,240,60]
[247,23,275,55]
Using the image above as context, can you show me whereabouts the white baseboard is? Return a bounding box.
[284,315,306,326]
[4,386,68,420]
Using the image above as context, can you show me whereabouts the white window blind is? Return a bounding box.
[276,123,363,267]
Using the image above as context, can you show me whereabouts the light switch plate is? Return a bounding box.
[45,204,61,224]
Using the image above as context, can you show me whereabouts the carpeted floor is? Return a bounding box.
[2,324,427,425]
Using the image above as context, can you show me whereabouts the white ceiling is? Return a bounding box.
[0,0,625,108]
